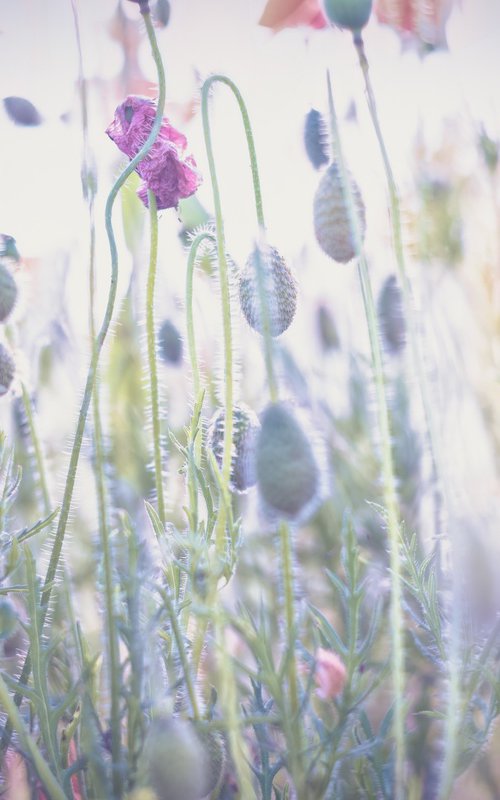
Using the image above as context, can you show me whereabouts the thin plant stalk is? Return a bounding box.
[20,383,51,515]
[145,190,166,525]
[326,70,406,797]
[0,6,166,757]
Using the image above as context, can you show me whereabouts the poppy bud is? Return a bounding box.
[304,109,329,170]
[0,263,17,322]
[207,404,260,493]
[239,245,297,337]
[0,344,15,396]
[313,162,366,263]
[323,0,373,31]
[0,598,17,641]
[377,275,406,354]
[3,96,43,127]
[140,718,206,800]
[158,320,183,365]
[256,403,321,521]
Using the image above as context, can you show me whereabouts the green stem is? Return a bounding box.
[160,588,201,721]
[20,383,51,515]
[0,672,67,800]
[146,190,166,526]
[279,520,304,795]
[0,8,166,758]
[326,70,406,797]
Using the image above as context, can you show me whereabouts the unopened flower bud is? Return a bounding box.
[3,96,43,127]
[314,647,347,700]
[256,403,321,521]
[207,403,260,493]
[304,109,329,170]
[314,162,366,263]
[158,319,183,365]
[323,0,373,31]
[377,275,406,354]
[0,263,17,322]
[140,718,206,800]
[239,245,297,337]
[0,598,17,641]
[0,344,15,396]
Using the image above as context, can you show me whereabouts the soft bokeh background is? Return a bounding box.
[0,0,499,794]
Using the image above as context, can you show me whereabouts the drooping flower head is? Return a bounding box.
[106,95,202,210]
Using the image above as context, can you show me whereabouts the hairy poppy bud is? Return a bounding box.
[158,319,183,365]
[323,0,373,31]
[0,263,17,322]
[239,245,297,337]
[207,403,260,493]
[377,275,406,354]
[304,109,329,170]
[196,729,226,797]
[256,403,321,521]
[313,162,366,263]
[0,344,15,396]
[0,598,17,640]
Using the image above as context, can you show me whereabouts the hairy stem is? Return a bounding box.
[0,7,166,758]
[326,70,406,797]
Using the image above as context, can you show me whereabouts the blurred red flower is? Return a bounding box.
[259,0,328,31]
[374,0,452,47]
[106,95,202,210]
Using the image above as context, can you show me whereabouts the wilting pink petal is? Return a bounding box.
[259,0,328,32]
[315,647,347,700]
[374,0,452,47]
[106,95,202,210]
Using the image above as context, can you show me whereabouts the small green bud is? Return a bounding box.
[140,718,206,800]
[239,245,297,337]
[323,0,373,31]
[0,598,17,641]
[158,320,183,366]
[0,344,15,396]
[207,404,260,494]
[195,729,226,797]
[313,162,366,263]
[0,263,18,322]
[256,403,321,521]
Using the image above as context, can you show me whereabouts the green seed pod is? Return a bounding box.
[256,403,320,520]
[323,0,373,31]
[314,162,366,263]
[195,729,226,797]
[0,598,17,641]
[207,403,260,493]
[158,319,183,366]
[0,263,18,322]
[377,275,406,354]
[140,718,207,800]
[239,245,297,337]
[0,344,15,396]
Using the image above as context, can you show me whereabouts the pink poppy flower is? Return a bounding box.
[259,0,328,32]
[374,0,452,47]
[314,647,347,700]
[106,95,202,210]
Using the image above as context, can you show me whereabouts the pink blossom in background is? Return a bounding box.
[259,0,328,32]
[314,647,347,700]
[106,95,202,210]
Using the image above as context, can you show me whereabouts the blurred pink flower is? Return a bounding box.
[106,95,202,210]
[259,0,327,31]
[315,647,347,700]
[374,0,452,47]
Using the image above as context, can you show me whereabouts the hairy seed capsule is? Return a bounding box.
[313,162,366,263]
[0,344,15,396]
[196,730,227,797]
[140,718,206,800]
[0,598,17,641]
[207,403,260,493]
[239,245,297,337]
[377,275,406,354]
[304,109,329,170]
[0,263,17,322]
[256,403,320,520]
[158,319,183,365]
[323,0,373,31]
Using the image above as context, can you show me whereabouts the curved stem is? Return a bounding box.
[146,190,166,525]
[326,70,406,797]
[0,8,166,758]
